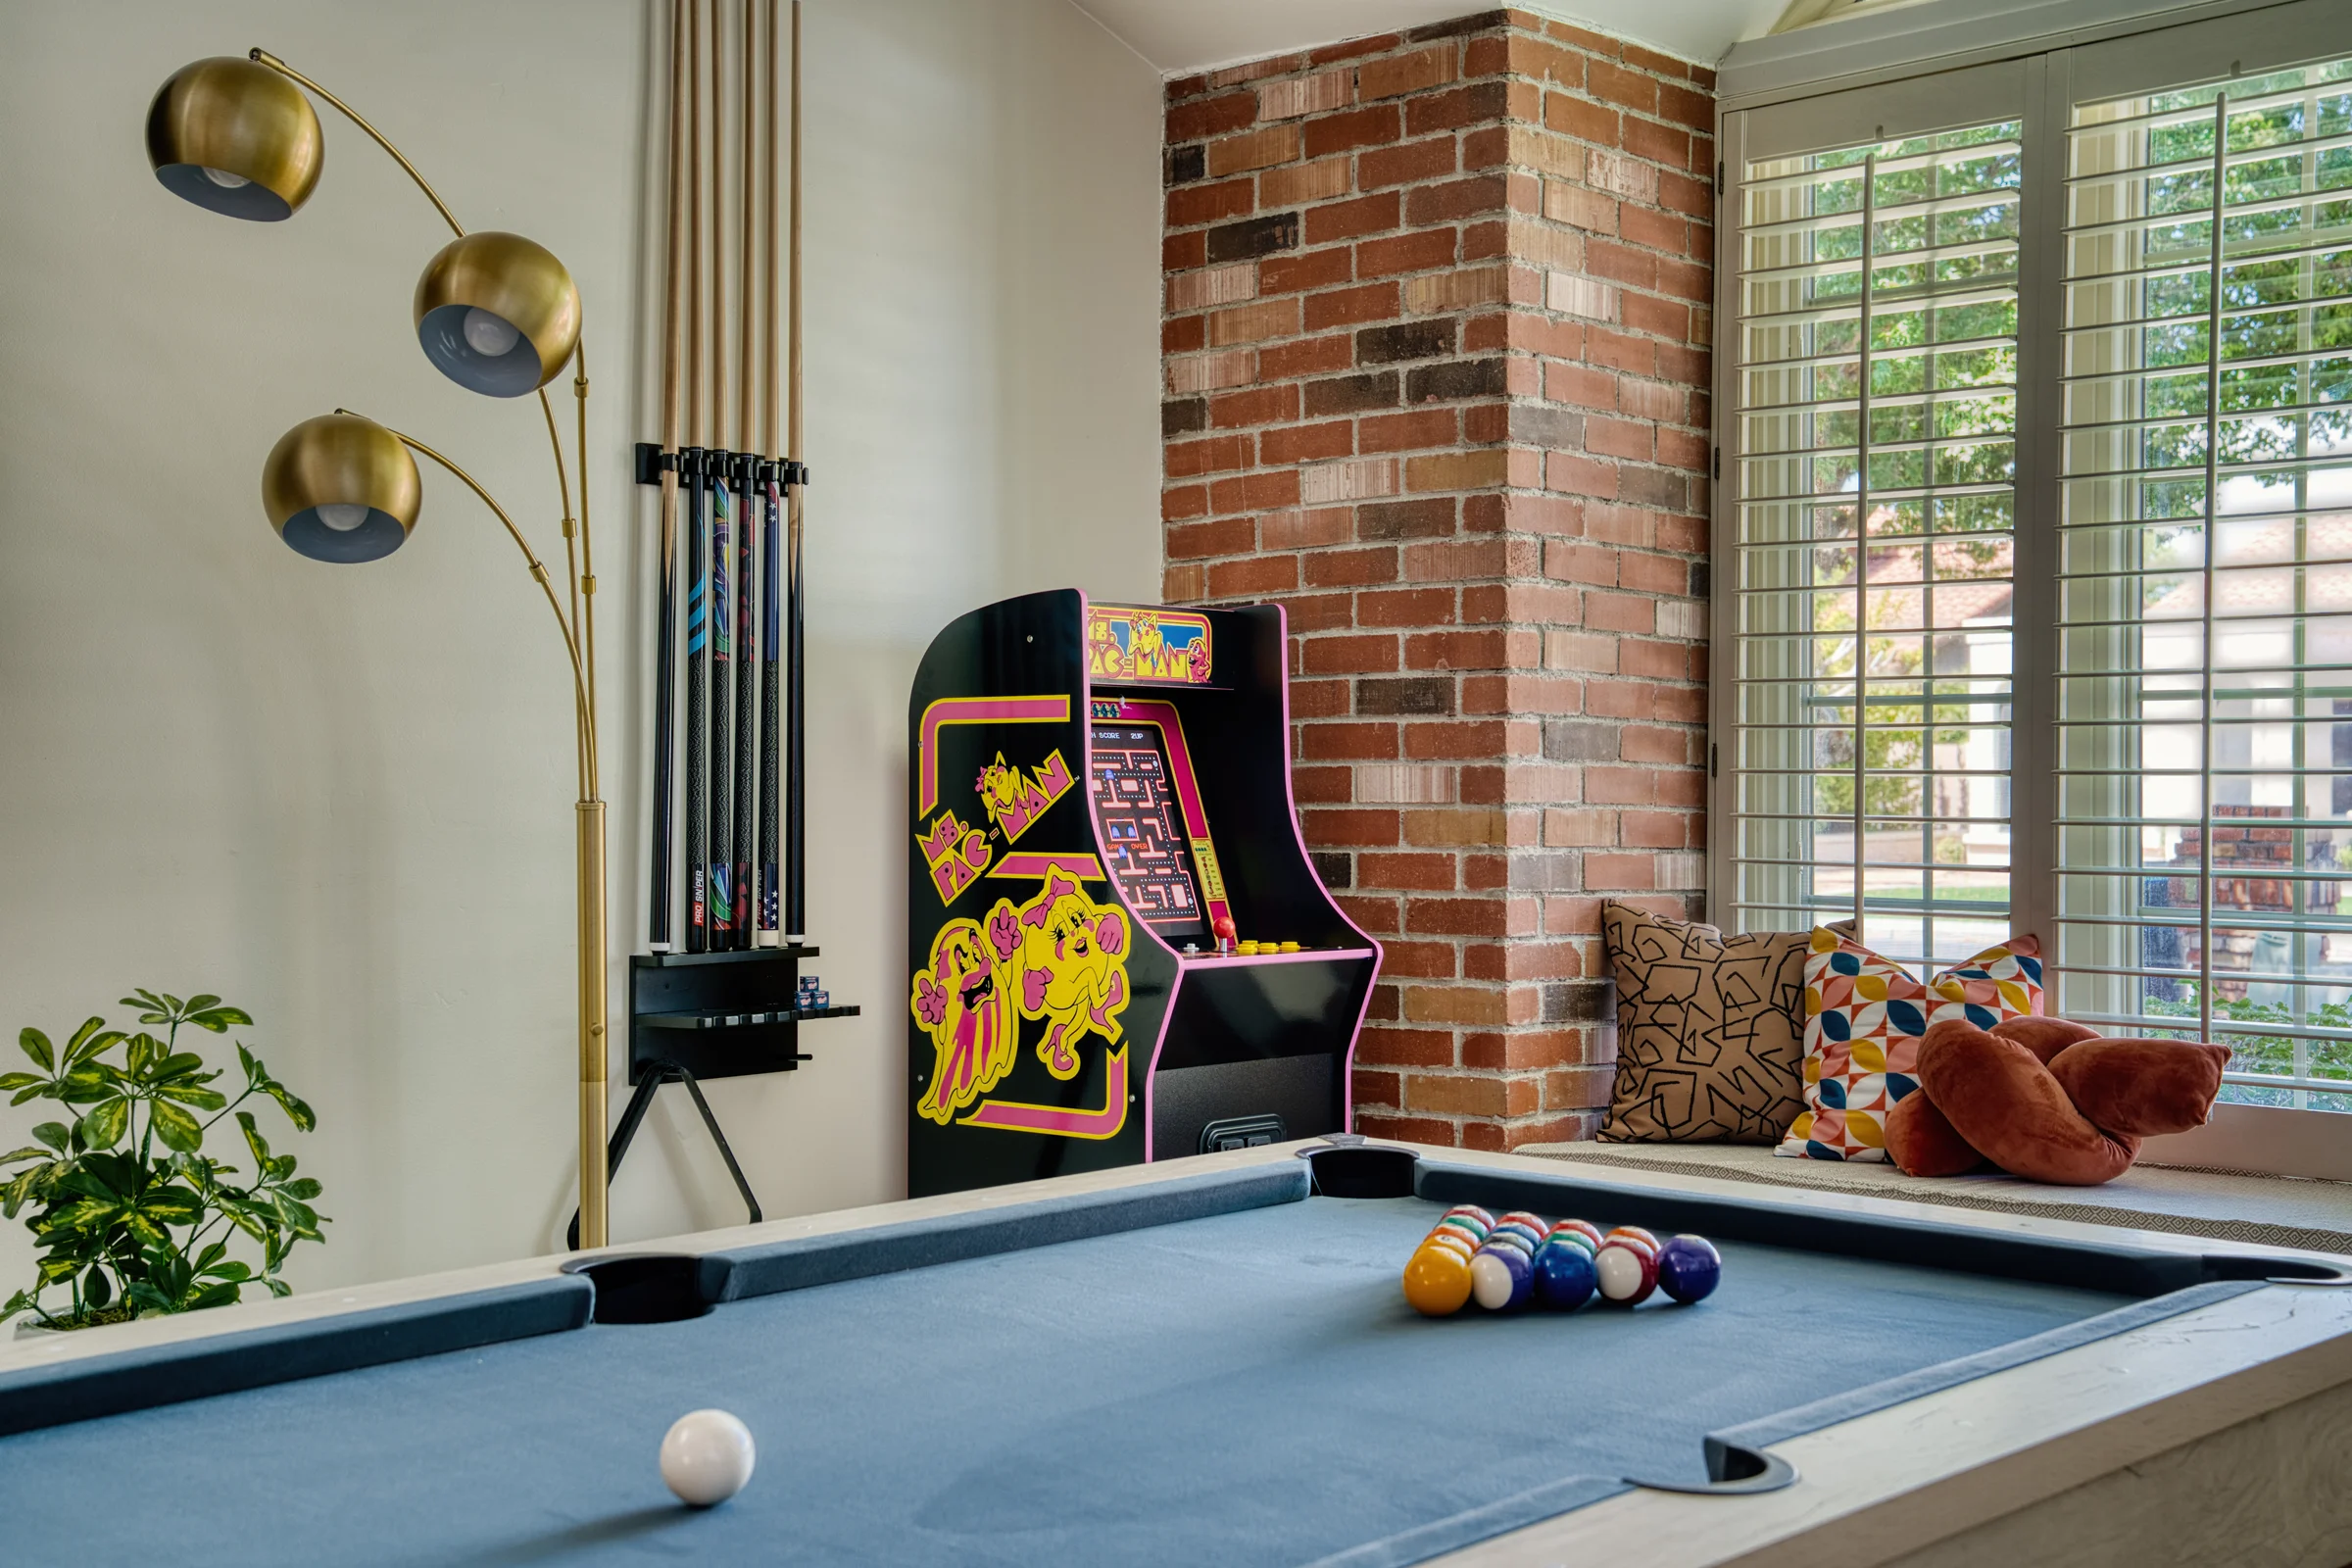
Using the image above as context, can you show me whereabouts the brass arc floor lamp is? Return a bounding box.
[145,52,612,1249]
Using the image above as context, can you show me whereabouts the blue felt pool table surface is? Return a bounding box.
[0,1156,2266,1567]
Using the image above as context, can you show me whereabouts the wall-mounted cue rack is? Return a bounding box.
[577,0,854,1245]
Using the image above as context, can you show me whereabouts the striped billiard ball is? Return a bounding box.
[1469,1245,1534,1311]
[1593,1238,1659,1305]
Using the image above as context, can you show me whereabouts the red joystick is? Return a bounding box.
[1212,915,1237,949]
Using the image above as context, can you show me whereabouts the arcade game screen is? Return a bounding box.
[1090,723,1207,942]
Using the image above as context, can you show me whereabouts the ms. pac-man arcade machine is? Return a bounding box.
[906,591,1381,1198]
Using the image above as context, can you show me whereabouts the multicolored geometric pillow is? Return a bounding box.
[1776,932,2043,1162]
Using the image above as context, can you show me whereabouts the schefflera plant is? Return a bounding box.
[1,991,327,1328]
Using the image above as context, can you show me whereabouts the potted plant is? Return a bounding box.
[1,991,327,1332]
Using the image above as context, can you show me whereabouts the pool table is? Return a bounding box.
[3,1140,2349,1567]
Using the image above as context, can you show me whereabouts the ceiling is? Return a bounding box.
[1070,0,1790,74]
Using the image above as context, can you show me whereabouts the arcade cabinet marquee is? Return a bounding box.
[906,591,1381,1198]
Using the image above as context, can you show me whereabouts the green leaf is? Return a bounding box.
[265,1083,317,1133]
[18,1028,53,1071]
[275,1193,321,1240]
[0,1147,52,1166]
[0,1072,41,1093]
[187,1003,251,1034]
[154,1084,227,1112]
[237,1111,271,1167]
[283,1178,322,1200]
[124,1033,159,1076]
[199,1260,251,1283]
[78,1099,129,1151]
[10,1084,50,1107]
[31,1122,69,1153]
[150,1053,212,1083]
[188,1282,240,1310]
[194,1240,227,1271]
[184,994,220,1014]
[148,1100,203,1153]
[264,1277,292,1298]
[84,1267,112,1309]
[139,1187,202,1226]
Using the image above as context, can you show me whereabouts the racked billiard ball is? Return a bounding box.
[1656,1235,1722,1304]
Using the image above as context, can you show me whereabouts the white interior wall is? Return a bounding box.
[0,0,1161,1298]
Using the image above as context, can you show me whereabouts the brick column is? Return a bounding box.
[1159,9,1715,1149]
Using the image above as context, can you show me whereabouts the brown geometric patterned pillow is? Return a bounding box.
[1597,902,1810,1144]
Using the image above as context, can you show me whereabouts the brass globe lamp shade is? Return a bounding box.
[414,232,582,397]
[262,414,421,564]
[146,57,323,221]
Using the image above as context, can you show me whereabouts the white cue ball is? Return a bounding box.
[661,1408,756,1507]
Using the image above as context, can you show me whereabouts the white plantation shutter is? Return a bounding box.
[1717,4,2352,1118]
[2055,51,2352,1109]
[1725,70,2025,978]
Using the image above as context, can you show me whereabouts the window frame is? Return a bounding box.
[1709,0,2352,1170]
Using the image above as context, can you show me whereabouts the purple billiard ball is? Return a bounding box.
[1531,1238,1595,1311]
[1468,1244,1534,1311]
[1656,1235,1721,1304]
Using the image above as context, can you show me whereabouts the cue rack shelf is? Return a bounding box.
[567,947,860,1249]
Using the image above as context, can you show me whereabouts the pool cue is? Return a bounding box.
[730,0,759,951]
[756,0,781,948]
[683,0,710,953]
[785,0,806,942]
[706,0,735,947]
[649,0,686,951]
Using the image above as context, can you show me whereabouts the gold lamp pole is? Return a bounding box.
[146,52,612,1249]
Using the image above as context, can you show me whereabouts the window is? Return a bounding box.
[1731,115,2022,974]
[1715,2,2352,1115]
[2057,58,2352,1110]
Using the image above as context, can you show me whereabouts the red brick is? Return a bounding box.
[1658,427,1708,471]
[1657,255,1709,303]
[1167,178,1254,228]
[1586,237,1659,290]
[1305,281,1401,331]
[1166,433,1250,477]
[1545,182,1618,233]
[1406,174,1509,225]
[1352,408,1452,453]
[1281,600,1358,640]
[1585,61,1658,115]
[1408,629,1519,669]
[1355,1111,1458,1145]
[1208,123,1302,177]
[1545,451,1618,497]
[1261,508,1353,550]
[1356,1024,1455,1064]
[1406,81,1509,136]
[1659,169,1713,220]
[1164,230,1207,270]
[1359,135,1461,190]
[1206,555,1297,596]
[1623,115,1691,172]
[1588,326,1656,374]
[1298,676,1354,710]
[1163,562,1205,601]
[1622,204,1687,255]
[1168,92,1257,143]
[1358,586,1457,625]
[1622,292,1688,341]
[1210,297,1301,346]
[1161,484,1210,522]
[1208,383,1296,428]
[1163,315,1204,355]
[1305,547,1401,588]
[1358,228,1459,278]
[1546,362,1617,409]
[1544,92,1617,146]
[1167,516,1256,560]
[1304,191,1402,245]
[1375,941,1461,979]
[1304,634,1403,674]
[1207,468,1304,514]
[1359,853,1460,891]
[1543,19,1621,57]
[1303,105,1402,159]
[1259,333,1356,380]
[1303,808,1402,844]
[1407,898,1512,937]
[1260,245,1354,295]
[1260,420,1354,466]
[1358,44,1457,101]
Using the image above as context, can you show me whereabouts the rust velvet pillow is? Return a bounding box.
[1598,904,1808,1144]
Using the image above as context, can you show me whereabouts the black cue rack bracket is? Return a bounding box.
[634,442,808,489]
[568,947,860,1250]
